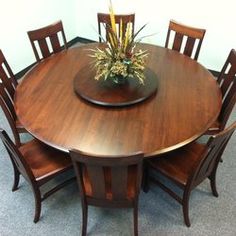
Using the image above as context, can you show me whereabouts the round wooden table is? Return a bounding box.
[15,43,222,158]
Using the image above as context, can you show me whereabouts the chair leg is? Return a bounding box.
[81,202,88,236]
[142,162,149,193]
[33,187,42,223]
[12,167,20,191]
[182,190,191,227]
[209,170,219,197]
[133,200,139,236]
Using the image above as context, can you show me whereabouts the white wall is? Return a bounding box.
[76,0,236,71]
[0,0,235,73]
[0,0,78,73]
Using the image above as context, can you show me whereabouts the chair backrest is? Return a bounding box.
[70,149,143,204]
[97,13,135,42]
[165,20,206,60]
[0,129,35,183]
[27,20,67,62]
[217,49,236,130]
[0,83,20,147]
[0,49,18,99]
[189,121,236,188]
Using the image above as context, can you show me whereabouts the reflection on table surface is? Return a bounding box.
[14,43,222,157]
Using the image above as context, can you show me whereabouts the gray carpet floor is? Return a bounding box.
[0,66,235,235]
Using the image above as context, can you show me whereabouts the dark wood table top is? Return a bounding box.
[15,43,222,158]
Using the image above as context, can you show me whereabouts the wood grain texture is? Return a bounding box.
[74,67,158,106]
[14,43,222,157]
[70,150,143,236]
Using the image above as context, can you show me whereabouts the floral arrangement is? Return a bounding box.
[90,1,148,85]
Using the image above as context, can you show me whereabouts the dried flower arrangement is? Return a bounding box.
[90,1,148,85]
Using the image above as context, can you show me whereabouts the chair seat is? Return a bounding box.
[83,165,137,200]
[148,142,206,186]
[19,139,72,181]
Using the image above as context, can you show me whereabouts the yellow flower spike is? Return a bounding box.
[108,32,115,49]
[124,22,131,52]
[109,0,117,37]
[120,18,123,43]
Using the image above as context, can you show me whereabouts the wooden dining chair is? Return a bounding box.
[165,20,206,60]
[0,49,18,99]
[144,121,236,227]
[206,49,236,135]
[0,128,75,223]
[70,149,143,236]
[0,81,27,147]
[27,20,67,62]
[97,13,135,42]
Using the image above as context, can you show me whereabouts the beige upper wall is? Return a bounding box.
[76,0,236,71]
[0,0,235,73]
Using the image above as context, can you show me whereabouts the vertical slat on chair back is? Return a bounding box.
[189,122,236,187]
[111,166,127,199]
[183,37,196,57]
[217,49,236,130]
[50,34,61,53]
[28,20,67,62]
[0,83,17,120]
[97,13,135,43]
[86,165,106,198]
[0,83,20,147]
[37,39,51,59]
[0,50,17,99]
[172,33,184,52]
[70,150,143,201]
[165,20,205,60]
[0,129,35,183]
